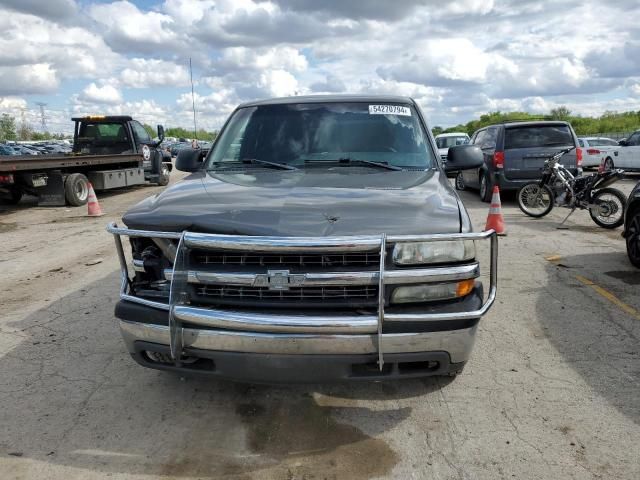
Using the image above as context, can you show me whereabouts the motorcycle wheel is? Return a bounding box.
[517,183,554,218]
[589,188,626,229]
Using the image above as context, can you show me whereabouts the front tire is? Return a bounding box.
[626,209,640,268]
[64,173,90,206]
[589,188,626,229]
[479,173,492,202]
[517,183,554,217]
[604,157,614,171]
[455,172,465,191]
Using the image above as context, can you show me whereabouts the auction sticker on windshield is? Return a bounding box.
[369,105,411,116]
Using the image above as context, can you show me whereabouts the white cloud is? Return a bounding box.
[89,1,177,53]
[258,70,299,97]
[120,58,190,88]
[0,64,58,95]
[217,46,308,73]
[0,96,28,111]
[79,83,123,104]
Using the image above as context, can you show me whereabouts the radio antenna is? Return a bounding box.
[189,58,197,140]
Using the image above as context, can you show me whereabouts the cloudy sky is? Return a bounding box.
[0,0,639,134]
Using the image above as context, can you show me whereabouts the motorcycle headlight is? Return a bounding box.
[392,240,476,265]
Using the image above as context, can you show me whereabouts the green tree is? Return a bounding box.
[431,126,444,136]
[550,106,571,121]
[143,123,156,137]
[0,113,17,141]
[17,120,33,141]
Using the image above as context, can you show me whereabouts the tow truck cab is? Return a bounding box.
[73,116,172,185]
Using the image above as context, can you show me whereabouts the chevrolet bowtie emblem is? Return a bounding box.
[253,270,306,290]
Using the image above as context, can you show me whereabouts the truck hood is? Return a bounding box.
[122,169,463,236]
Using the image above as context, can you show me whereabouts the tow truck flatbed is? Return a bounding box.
[0,153,143,173]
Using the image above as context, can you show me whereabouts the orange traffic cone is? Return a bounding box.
[87,183,104,217]
[485,185,506,235]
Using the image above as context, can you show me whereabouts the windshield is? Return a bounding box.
[207,102,435,170]
[505,125,573,149]
[589,138,618,147]
[436,136,469,148]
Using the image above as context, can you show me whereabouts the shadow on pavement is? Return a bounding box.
[538,253,640,425]
[0,271,449,478]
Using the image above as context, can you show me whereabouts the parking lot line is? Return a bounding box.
[575,274,640,321]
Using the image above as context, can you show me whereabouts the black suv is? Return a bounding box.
[624,181,640,267]
[456,121,582,201]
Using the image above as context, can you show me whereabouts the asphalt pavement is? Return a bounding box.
[0,173,638,479]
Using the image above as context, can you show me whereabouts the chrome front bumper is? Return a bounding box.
[119,320,478,364]
[108,223,497,368]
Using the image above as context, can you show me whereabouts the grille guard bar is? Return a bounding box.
[107,223,498,369]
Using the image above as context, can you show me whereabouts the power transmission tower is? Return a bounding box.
[35,102,47,132]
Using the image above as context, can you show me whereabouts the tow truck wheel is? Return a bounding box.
[1,187,22,205]
[64,173,90,206]
[157,164,170,186]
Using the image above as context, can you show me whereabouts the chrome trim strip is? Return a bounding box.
[165,263,480,286]
[183,231,381,252]
[173,305,378,334]
[377,233,386,369]
[119,320,478,364]
[122,294,170,311]
[107,222,181,239]
[168,231,187,361]
[388,230,495,242]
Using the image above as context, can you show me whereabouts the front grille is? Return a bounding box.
[194,284,379,308]
[193,250,380,269]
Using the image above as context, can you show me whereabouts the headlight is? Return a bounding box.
[391,279,475,304]
[392,240,475,265]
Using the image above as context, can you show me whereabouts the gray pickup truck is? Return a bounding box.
[107,95,498,382]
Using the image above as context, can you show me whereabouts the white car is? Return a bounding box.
[577,137,620,168]
[615,130,640,171]
[435,132,470,160]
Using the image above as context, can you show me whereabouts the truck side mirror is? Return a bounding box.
[176,148,205,172]
[618,139,628,146]
[157,125,165,142]
[445,145,484,172]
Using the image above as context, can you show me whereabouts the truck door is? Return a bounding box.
[130,121,153,169]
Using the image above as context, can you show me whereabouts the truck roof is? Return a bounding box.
[238,94,415,108]
[71,115,133,122]
[500,120,571,128]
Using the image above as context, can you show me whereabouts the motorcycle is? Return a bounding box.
[516,147,627,229]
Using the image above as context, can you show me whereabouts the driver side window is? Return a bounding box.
[131,121,151,144]
[627,132,640,146]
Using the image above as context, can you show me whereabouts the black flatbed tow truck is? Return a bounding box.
[0,115,172,206]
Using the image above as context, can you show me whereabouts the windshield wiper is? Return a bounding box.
[304,157,404,171]
[211,158,297,170]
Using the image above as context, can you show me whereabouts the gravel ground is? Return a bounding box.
[0,172,638,480]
